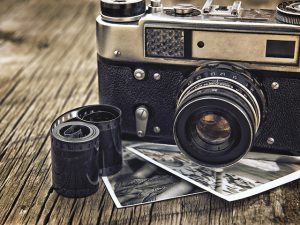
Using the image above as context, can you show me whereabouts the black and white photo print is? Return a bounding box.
[102,147,206,208]
[127,142,300,201]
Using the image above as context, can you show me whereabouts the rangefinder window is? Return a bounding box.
[266,40,296,59]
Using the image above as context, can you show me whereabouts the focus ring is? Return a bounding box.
[178,63,265,125]
[177,83,256,132]
[177,77,260,131]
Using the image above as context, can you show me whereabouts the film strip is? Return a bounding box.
[50,105,122,198]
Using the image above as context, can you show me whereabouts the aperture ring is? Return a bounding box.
[177,82,259,132]
[177,76,261,130]
[178,63,266,119]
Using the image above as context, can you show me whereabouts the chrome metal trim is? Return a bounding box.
[202,0,242,17]
[177,76,261,130]
[191,31,299,64]
[177,83,259,132]
[232,1,242,16]
[135,105,149,137]
[202,0,213,13]
[148,0,163,14]
[96,12,300,72]
[174,4,196,15]
[100,13,145,23]
[150,0,161,8]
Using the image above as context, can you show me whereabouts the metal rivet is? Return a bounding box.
[267,137,275,145]
[137,131,144,137]
[134,69,145,80]
[153,73,161,80]
[153,126,161,133]
[114,50,121,56]
[271,82,279,90]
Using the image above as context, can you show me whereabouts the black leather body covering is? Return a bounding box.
[98,55,300,156]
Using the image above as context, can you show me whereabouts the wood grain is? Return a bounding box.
[0,0,299,224]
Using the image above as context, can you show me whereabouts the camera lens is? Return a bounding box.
[174,63,266,168]
[196,113,231,146]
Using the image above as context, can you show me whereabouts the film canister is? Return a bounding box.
[77,105,122,176]
[51,121,100,198]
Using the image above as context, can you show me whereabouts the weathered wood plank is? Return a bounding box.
[0,0,299,225]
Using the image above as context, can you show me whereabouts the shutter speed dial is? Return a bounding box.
[174,4,195,15]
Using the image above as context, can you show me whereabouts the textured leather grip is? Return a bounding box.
[98,55,300,156]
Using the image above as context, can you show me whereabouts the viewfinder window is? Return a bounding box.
[266,40,295,59]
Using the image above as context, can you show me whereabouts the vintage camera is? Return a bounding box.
[97,0,300,167]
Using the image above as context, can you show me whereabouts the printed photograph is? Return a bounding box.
[126,142,300,201]
[102,147,206,208]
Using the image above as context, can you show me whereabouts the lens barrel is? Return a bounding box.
[174,63,265,168]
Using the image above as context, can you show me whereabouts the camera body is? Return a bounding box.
[97,0,300,167]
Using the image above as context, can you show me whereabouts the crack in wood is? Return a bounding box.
[0,30,25,44]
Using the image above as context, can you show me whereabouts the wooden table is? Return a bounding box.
[0,0,299,224]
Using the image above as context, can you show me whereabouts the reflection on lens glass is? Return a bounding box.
[196,113,231,145]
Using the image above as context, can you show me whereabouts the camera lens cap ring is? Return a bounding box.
[100,0,146,22]
[51,121,100,198]
[276,1,300,25]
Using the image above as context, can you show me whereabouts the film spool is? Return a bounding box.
[51,121,100,198]
[77,105,123,176]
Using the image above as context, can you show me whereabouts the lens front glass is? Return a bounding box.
[196,113,231,145]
